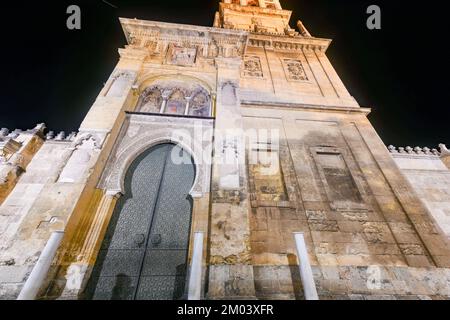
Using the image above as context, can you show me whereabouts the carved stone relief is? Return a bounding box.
[138,88,162,113]
[166,44,197,66]
[282,59,308,81]
[136,80,212,117]
[98,114,213,198]
[243,55,263,78]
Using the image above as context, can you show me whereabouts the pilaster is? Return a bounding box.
[207,57,256,299]
[54,189,121,299]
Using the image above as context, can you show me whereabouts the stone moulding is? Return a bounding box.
[247,36,331,52]
[240,99,371,114]
[98,113,214,198]
[120,18,249,60]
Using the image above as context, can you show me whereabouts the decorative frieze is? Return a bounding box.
[165,44,198,66]
[120,18,248,63]
[247,37,330,53]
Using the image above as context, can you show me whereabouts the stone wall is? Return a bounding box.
[0,125,46,205]
[254,265,450,300]
[0,135,79,299]
[238,106,450,299]
[2,2,450,301]
[390,146,450,239]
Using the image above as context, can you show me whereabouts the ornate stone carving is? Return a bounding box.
[362,222,387,244]
[309,220,339,232]
[282,59,308,81]
[243,55,263,78]
[306,210,327,220]
[399,244,425,256]
[166,44,197,66]
[138,87,162,113]
[340,211,369,222]
[98,114,213,198]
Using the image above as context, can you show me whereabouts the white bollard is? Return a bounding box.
[188,232,204,300]
[17,231,65,300]
[293,232,319,300]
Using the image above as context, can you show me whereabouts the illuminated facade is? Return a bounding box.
[1,1,450,300]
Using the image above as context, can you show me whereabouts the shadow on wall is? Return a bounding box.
[287,254,304,300]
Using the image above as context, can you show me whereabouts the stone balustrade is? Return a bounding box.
[387,145,441,156]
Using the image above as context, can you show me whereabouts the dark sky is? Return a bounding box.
[0,0,449,147]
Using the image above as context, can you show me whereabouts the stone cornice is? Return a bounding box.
[241,101,371,115]
[120,17,248,46]
[247,34,332,52]
[119,18,249,60]
[219,2,293,21]
[119,17,330,57]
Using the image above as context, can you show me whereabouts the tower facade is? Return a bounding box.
[1,1,450,300]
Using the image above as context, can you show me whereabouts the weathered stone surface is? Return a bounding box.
[1,0,450,301]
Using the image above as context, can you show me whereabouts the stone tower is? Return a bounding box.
[1,0,450,300]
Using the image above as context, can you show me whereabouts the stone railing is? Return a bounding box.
[45,131,78,142]
[387,145,441,156]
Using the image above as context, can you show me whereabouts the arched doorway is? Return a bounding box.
[85,143,196,300]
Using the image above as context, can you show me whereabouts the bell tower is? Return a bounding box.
[214,0,300,36]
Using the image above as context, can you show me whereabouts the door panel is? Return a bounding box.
[86,144,195,300]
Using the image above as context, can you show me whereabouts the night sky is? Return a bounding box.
[0,1,449,148]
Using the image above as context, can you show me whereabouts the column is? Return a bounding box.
[160,90,171,114]
[185,97,192,116]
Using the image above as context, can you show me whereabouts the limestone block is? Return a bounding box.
[0,283,22,300]
[0,266,30,283]
[208,265,256,299]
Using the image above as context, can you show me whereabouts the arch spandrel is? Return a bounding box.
[98,114,213,199]
[136,73,215,95]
